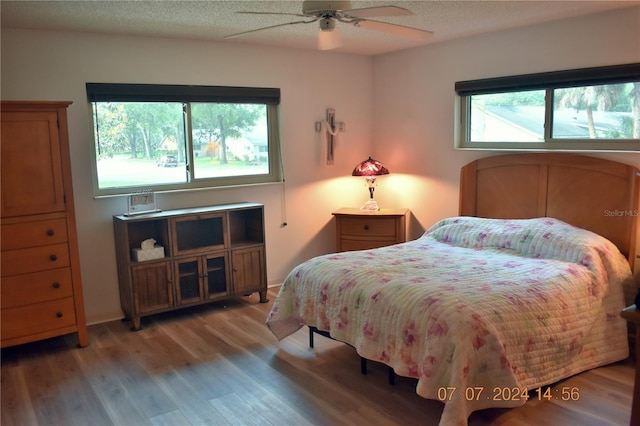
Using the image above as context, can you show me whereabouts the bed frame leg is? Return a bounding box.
[309,327,314,348]
[360,358,394,384]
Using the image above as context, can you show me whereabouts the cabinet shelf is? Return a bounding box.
[114,203,268,330]
[125,219,169,257]
[131,259,166,266]
[230,241,263,249]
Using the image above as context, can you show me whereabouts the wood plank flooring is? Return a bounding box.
[1,288,634,425]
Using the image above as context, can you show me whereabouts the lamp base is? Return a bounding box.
[360,199,380,211]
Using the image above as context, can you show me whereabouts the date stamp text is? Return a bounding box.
[436,386,581,401]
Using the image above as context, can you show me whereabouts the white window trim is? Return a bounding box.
[86,83,283,197]
[455,64,640,152]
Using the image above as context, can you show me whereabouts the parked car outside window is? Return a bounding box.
[157,154,178,167]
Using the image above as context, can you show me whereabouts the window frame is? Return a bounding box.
[455,63,640,152]
[86,83,283,197]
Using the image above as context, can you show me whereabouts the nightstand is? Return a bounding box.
[332,208,409,252]
[621,305,639,426]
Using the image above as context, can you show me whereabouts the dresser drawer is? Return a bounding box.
[1,243,70,276]
[340,217,398,237]
[1,297,77,341]
[1,268,73,308]
[1,218,68,250]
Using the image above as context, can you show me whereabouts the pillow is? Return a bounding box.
[425,216,622,267]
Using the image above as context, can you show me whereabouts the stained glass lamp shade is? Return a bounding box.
[352,157,389,211]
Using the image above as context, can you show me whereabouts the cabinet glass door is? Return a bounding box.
[175,257,203,305]
[205,254,229,299]
[172,213,227,256]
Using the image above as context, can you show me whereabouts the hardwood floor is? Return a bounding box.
[1,288,634,426]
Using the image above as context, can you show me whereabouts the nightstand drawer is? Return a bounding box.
[333,208,409,252]
[340,239,396,252]
[340,217,397,237]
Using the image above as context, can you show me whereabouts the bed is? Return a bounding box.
[266,153,639,426]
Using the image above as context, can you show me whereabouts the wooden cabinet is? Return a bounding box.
[232,246,266,295]
[332,208,409,252]
[113,203,268,330]
[131,261,173,314]
[1,101,88,348]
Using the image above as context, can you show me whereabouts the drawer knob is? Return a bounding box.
[50,254,58,262]
[56,312,63,318]
[52,282,61,289]
[363,225,370,231]
[47,229,55,236]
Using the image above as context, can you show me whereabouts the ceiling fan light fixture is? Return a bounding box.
[318,24,342,50]
[319,17,336,31]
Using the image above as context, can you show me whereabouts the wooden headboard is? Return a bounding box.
[459,153,639,264]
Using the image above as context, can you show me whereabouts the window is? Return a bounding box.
[455,63,640,151]
[87,83,282,196]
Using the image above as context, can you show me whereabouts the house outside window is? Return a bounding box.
[87,83,282,197]
[456,63,640,152]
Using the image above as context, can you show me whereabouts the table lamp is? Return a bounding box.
[352,156,389,211]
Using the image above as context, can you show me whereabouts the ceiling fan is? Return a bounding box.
[225,1,433,50]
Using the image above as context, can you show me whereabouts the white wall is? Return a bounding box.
[1,30,374,323]
[373,7,640,267]
[2,7,639,324]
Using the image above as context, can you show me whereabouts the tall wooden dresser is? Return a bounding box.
[1,101,88,348]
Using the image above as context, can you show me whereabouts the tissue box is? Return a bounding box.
[132,246,164,262]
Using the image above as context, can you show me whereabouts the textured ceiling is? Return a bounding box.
[2,1,637,55]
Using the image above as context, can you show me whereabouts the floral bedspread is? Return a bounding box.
[266,217,634,426]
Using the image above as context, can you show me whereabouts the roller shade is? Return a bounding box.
[86,83,280,104]
[455,63,640,96]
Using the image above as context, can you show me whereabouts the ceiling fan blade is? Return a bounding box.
[356,20,433,40]
[318,27,342,50]
[341,6,413,19]
[225,19,318,39]
[237,11,307,18]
